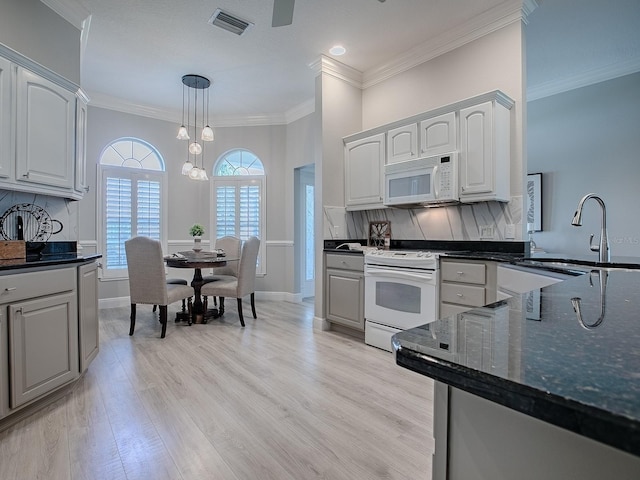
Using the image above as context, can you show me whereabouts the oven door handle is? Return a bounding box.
[365,267,436,283]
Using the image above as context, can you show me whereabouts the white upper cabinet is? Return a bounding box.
[0,49,86,200]
[74,91,89,196]
[419,111,457,157]
[386,123,418,164]
[0,56,12,181]
[16,67,75,190]
[344,133,386,210]
[459,99,511,203]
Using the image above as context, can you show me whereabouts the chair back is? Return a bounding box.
[236,236,260,297]
[214,236,242,276]
[125,236,168,305]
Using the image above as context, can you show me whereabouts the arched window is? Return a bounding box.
[98,138,166,279]
[211,149,266,274]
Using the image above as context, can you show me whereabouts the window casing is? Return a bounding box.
[98,138,166,279]
[211,149,265,274]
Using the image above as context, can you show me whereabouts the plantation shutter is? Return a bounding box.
[215,185,237,237]
[137,179,161,239]
[105,177,132,270]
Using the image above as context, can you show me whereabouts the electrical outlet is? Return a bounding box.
[480,225,494,239]
[505,224,515,239]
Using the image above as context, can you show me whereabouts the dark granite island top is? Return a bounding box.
[393,268,640,468]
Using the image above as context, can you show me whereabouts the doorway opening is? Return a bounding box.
[294,164,315,300]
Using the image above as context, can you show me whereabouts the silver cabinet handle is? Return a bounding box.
[456,293,464,297]
[456,271,464,275]
[84,186,90,192]
[5,287,17,292]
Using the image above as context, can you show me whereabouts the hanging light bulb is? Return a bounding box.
[201,125,214,142]
[189,166,201,179]
[181,159,193,175]
[177,82,190,139]
[201,87,214,141]
[177,125,189,140]
[189,142,202,155]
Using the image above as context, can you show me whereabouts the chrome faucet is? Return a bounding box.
[571,193,610,263]
[571,270,608,330]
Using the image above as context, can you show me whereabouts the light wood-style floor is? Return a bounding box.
[0,299,434,479]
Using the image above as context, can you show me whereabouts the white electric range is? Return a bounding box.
[363,249,440,351]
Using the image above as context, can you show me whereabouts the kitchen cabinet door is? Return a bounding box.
[459,100,510,203]
[15,67,75,191]
[0,56,12,183]
[78,261,99,372]
[325,253,365,331]
[387,123,418,164]
[9,291,79,408]
[0,306,7,419]
[74,92,89,197]
[419,111,457,157]
[344,133,385,210]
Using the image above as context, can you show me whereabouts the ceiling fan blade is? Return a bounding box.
[272,0,295,27]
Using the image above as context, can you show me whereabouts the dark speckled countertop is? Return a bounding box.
[393,267,640,458]
[0,241,101,272]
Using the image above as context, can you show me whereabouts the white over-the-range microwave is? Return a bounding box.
[384,152,459,207]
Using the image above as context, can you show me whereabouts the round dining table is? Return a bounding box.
[165,250,238,324]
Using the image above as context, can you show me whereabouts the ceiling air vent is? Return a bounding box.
[208,9,254,36]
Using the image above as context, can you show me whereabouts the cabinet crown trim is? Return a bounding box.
[343,90,514,144]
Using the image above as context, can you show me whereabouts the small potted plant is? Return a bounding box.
[189,224,205,252]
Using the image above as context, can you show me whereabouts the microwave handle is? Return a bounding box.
[433,164,440,199]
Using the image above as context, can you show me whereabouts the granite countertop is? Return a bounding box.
[0,252,102,271]
[0,242,101,272]
[393,268,640,458]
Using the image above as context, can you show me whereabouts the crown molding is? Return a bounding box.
[362,0,530,89]
[527,57,640,102]
[285,98,315,124]
[521,0,542,25]
[309,55,363,89]
[87,91,311,127]
[40,0,90,30]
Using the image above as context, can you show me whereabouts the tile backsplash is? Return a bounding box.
[325,197,523,242]
[0,190,78,241]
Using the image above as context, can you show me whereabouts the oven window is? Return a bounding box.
[376,281,421,314]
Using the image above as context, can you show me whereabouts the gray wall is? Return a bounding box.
[527,72,640,257]
[0,0,81,84]
[82,106,310,300]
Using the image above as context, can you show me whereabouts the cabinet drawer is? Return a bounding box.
[0,268,76,304]
[325,253,364,271]
[441,261,486,284]
[441,283,486,307]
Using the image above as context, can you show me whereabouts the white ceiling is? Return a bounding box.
[56,0,640,124]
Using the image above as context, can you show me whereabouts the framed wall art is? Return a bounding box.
[526,173,542,232]
[368,221,391,249]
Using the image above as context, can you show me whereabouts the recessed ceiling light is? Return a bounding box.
[329,45,346,56]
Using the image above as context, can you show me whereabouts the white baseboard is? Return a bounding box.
[313,316,331,331]
[99,291,305,309]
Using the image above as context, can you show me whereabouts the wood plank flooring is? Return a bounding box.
[0,299,434,479]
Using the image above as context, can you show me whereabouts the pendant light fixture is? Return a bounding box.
[178,74,214,180]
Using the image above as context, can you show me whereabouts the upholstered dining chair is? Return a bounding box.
[200,236,260,327]
[125,236,195,338]
[202,236,242,309]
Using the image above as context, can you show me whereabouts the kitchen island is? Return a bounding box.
[393,266,640,479]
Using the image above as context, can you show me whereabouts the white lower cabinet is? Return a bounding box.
[78,261,99,373]
[325,253,365,331]
[9,290,78,408]
[0,261,98,422]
